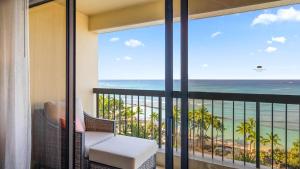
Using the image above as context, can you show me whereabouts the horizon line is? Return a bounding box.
[99,79,300,81]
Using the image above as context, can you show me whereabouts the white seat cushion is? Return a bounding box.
[85,131,114,157]
[89,135,158,169]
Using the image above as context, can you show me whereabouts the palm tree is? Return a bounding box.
[236,118,256,151]
[193,106,212,147]
[246,118,256,151]
[213,116,222,145]
[202,110,212,137]
[188,111,194,139]
[272,134,281,148]
[148,112,159,140]
[247,131,256,152]
[236,121,246,134]
[131,106,144,137]
[122,107,133,135]
[98,95,125,119]
[173,105,180,124]
[261,133,281,148]
[193,109,202,146]
[172,105,180,146]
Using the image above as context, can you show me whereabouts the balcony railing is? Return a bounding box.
[93,88,300,169]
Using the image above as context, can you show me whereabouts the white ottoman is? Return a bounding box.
[89,135,158,169]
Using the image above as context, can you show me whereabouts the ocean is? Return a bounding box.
[99,80,300,95]
[99,80,300,147]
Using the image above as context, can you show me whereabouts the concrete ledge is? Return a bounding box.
[156,148,271,169]
[89,0,300,33]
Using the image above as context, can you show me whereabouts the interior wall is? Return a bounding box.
[29,2,66,107]
[76,10,98,114]
[29,2,98,114]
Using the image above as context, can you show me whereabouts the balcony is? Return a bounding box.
[93,88,300,169]
[28,0,300,168]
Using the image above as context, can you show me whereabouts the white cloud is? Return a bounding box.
[265,46,277,53]
[201,64,208,68]
[123,56,132,60]
[271,36,286,43]
[266,36,286,45]
[115,56,132,61]
[252,7,300,26]
[125,39,144,47]
[110,37,120,42]
[211,32,222,38]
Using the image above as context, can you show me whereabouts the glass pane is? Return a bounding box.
[188,1,300,169]
[30,1,67,168]
[76,0,165,168]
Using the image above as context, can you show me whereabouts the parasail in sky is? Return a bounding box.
[254,65,265,72]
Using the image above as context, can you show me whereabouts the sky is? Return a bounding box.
[98,4,300,80]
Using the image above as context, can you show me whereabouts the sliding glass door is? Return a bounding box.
[29,0,76,168]
[186,1,300,169]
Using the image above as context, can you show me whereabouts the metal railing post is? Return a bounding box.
[256,102,260,168]
[158,97,162,148]
[96,94,99,118]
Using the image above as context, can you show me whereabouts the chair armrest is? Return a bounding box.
[61,129,84,169]
[84,112,116,134]
[74,131,84,169]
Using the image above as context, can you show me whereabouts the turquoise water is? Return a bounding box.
[99,80,300,147]
[99,80,300,95]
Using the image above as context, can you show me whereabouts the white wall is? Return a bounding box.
[29,2,98,114]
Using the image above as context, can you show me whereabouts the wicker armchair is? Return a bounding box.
[32,109,115,169]
[84,113,116,134]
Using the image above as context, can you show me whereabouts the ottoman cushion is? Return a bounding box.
[85,131,114,157]
[89,135,157,169]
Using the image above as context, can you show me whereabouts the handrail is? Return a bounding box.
[93,88,300,104]
[188,91,300,104]
[93,88,164,97]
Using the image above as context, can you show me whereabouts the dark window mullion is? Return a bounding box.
[165,0,174,168]
[180,0,189,168]
[66,0,76,168]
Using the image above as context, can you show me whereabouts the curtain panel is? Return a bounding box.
[0,0,31,168]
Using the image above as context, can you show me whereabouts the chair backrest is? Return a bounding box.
[75,98,85,130]
[44,98,86,130]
